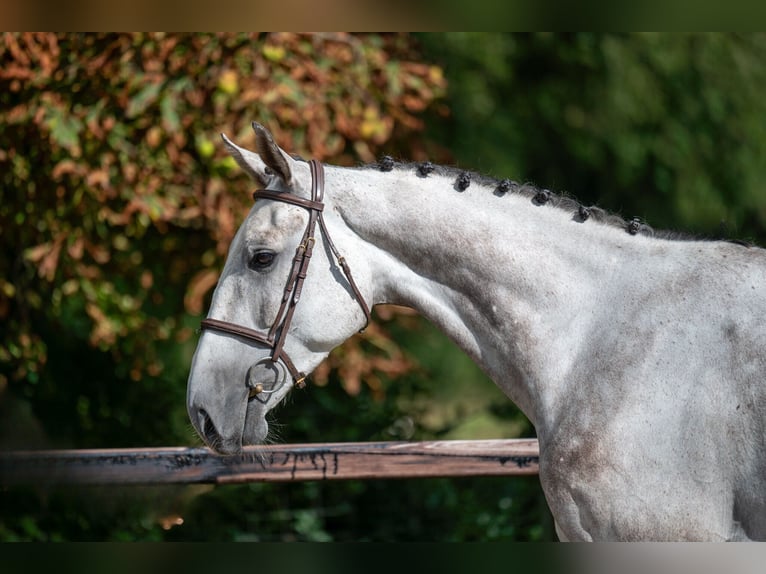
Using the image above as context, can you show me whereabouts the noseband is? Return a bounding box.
[199,160,372,394]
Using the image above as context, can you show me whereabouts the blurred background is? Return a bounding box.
[1,33,765,541]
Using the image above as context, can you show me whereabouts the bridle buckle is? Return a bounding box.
[299,237,316,251]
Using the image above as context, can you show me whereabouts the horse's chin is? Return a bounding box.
[242,405,269,447]
[242,423,268,447]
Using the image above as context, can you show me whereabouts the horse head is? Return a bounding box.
[186,123,372,454]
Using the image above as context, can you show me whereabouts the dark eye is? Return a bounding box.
[249,250,276,271]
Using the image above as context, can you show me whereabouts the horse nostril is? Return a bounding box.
[198,408,220,448]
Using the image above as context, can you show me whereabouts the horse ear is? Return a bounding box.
[220,124,296,188]
[252,122,294,186]
[220,132,270,188]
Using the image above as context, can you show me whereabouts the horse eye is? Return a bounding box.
[249,250,276,271]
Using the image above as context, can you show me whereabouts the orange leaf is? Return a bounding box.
[38,239,62,281]
[24,242,50,264]
[184,268,219,315]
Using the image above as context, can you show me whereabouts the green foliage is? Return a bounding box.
[0,32,445,449]
[421,33,766,242]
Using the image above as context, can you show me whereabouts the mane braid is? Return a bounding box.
[361,160,749,245]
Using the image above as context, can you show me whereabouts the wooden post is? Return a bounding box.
[0,439,539,486]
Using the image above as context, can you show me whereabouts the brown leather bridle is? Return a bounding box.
[199,159,371,395]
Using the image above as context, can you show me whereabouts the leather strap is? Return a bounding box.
[252,189,324,212]
[200,317,272,346]
[317,214,371,332]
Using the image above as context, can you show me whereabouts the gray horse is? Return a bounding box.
[187,123,766,541]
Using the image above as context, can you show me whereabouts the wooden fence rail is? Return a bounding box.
[0,439,539,486]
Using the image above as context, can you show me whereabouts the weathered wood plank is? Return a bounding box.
[0,439,539,486]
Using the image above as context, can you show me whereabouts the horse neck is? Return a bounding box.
[329,165,648,427]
